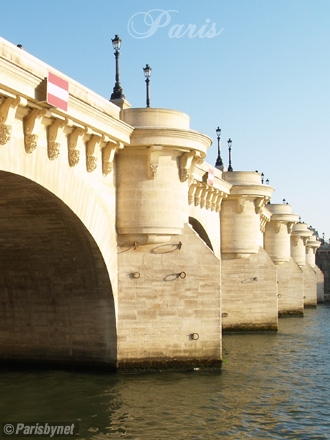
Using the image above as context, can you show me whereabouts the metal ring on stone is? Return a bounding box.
[179,271,186,279]
[132,272,140,279]
[191,333,199,340]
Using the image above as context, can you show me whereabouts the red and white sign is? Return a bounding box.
[47,72,69,112]
[207,168,214,186]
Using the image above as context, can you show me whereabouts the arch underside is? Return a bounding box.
[189,217,214,251]
[0,171,117,369]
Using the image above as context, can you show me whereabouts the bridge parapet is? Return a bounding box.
[186,163,232,258]
[189,162,231,212]
[0,37,132,175]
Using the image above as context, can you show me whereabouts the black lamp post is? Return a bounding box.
[110,35,125,100]
[143,64,152,107]
[215,127,223,168]
[227,138,233,171]
[261,172,264,184]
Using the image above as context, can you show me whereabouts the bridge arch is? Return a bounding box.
[0,147,118,368]
[189,216,214,252]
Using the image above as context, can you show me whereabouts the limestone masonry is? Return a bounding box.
[0,37,325,371]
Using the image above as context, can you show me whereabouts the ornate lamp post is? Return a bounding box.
[227,138,233,171]
[143,64,152,107]
[215,127,223,169]
[110,35,125,100]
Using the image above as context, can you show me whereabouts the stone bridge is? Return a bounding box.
[0,37,324,371]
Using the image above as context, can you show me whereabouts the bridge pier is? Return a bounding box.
[220,171,278,332]
[290,223,316,308]
[115,107,222,370]
[316,243,330,301]
[306,235,324,303]
[117,224,221,371]
[264,204,303,316]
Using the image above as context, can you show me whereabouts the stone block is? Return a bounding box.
[117,224,221,368]
[221,248,278,332]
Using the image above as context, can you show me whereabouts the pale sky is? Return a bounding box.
[2,0,329,239]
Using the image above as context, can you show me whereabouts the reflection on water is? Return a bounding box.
[0,305,330,439]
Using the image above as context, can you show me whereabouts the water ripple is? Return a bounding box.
[0,305,329,439]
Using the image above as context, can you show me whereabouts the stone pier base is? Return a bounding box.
[303,264,317,308]
[116,224,222,371]
[221,248,278,332]
[277,258,304,317]
[315,265,325,303]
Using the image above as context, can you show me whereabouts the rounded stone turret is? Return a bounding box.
[306,235,321,267]
[290,222,312,266]
[221,171,274,257]
[116,108,212,244]
[264,204,299,264]
[122,107,190,130]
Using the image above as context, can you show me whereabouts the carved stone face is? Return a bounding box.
[48,141,60,160]
[69,149,80,167]
[0,122,11,145]
[24,134,38,154]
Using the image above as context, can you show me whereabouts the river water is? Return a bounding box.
[1,305,329,440]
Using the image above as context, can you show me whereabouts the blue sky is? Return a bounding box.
[2,0,329,240]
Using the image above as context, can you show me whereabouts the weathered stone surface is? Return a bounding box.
[316,244,329,300]
[221,249,278,332]
[302,264,318,308]
[277,258,304,317]
[315,265,325,303]
[117,224,221,368]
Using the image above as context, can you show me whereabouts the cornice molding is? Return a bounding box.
[188,179,227,212]
[129,127,211,157]
[0,87,128,175]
